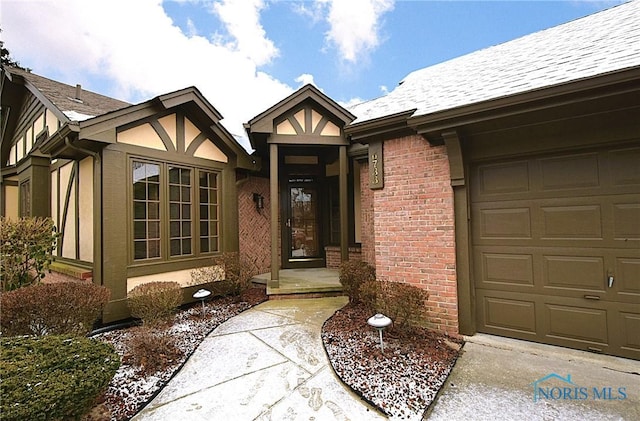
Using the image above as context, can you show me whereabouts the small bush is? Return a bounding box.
[126,326,183,375]
[0,282,110,337]
[339,260,376,304]
[0,335,120,421]
[210,252,256,296]
[0,217,59,291]
[374,281,430,335]
[127,281,182,325]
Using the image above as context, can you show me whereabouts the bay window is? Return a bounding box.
[132,159,220,262]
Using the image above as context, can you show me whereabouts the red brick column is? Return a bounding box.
[359,160,376,265]
[372,135,458,334]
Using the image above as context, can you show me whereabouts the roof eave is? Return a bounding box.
[409,66,640,139]
[344,109,417,143]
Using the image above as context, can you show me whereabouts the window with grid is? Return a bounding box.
[132,160,220,262]
[133,162,161,260]
[199,171,219,253]
[19,180,31,217]
[169,166,192,256]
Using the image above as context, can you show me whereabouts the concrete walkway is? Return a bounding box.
[132,296,640,421]
[132,297,384,421]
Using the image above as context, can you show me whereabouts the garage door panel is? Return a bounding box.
[544,303,608,345]
[482,253,534,287]
[543,255,605,292]
[541,205,602,239]
[613,203,640,239]
[476,290,537,335]
[539,153,600,191]
[616,257,640,299]
[478,207,532,239]
[609,146,640,187]
[618,311,640,357]
[475,160,530,198]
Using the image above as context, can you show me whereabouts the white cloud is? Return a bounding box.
[1,0,291,151]
[210,0,279,66]
[294,73,316,87]
[321,0,395,64]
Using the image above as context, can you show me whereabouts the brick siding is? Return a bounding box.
[325,245,362,269]
[359,160,376,266]
[238,175,271,275]
[370,135,458,334]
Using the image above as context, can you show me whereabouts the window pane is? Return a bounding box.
[182,239,192,255]
[134,201,146,219]
[199,173,208,188]
[169,167,180,184]
[181,186,190,202]
[170,203,179,219]
[148,183,159,200]
[148,240,160,258]
[134,182,146,200]
[169,185,180,202]
[182,221,191,235]
[134,241,147,260]
[181,169,191,185]
[182,204,191,217]
[148,202,159,219]
[199,188,208,203]
[170,239,181,256]
[148,221,160,239]
[198,171,219,255]
[170,221,180,237]
[134,221,146,240]
[133,161,160,261]
[200,221,209,236]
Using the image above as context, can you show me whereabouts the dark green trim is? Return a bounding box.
[74,161,80,260]
[58,162,77,256]
[184,132,210,156]
[150,120,176,153]
[127,255,220,278]
[443,131,474,335]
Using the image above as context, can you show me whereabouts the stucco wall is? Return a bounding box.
[238,175,271,275]
[371,135,459,334]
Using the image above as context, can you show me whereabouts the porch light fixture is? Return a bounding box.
[253,193,264,212]
[367,313,392,353]
[193,288,212,316]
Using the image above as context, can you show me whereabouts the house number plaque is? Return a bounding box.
[369,141,384,190]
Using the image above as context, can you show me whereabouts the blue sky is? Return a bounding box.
[1,0,624,149]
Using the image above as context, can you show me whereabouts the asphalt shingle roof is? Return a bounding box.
[8,67,131,121]
[350,0,640,124]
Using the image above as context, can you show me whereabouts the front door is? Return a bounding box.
[284,178,324,268]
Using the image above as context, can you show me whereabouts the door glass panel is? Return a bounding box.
[290,186,319,258]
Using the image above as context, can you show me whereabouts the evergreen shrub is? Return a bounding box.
[0,335,120,421]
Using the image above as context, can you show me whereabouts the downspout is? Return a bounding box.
[63,136,103,287]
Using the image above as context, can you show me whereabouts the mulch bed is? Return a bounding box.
[322,303,463,420]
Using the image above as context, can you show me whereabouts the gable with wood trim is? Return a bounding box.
[1,66,256,322]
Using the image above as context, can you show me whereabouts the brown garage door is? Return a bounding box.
[471,144,640,360]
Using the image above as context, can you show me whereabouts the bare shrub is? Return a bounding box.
[210,252,257,296]
[127,281,182,325]
[125,327,183,375]
[0,282,110,336]
[339,260,376,304]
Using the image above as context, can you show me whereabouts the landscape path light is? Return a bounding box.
[193,288,212,316]
[367,313,392,353]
